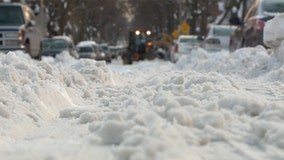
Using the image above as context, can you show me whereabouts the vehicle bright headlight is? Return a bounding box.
[146,30,151,35]
[135,30,141,35]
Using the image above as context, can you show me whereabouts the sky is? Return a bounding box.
[1,14,284,160]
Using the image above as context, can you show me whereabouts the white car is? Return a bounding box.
[76,41,107,61]
[171,35,203,62]
[76,41,98,60]
[202,25,237,52]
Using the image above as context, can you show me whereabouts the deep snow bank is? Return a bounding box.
[0,51,119,141]
[174,46,284,82]
[264,13,284,64]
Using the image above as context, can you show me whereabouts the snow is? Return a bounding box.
[264,13,284,64]
[76,41,97,47]
[1,15,284,160]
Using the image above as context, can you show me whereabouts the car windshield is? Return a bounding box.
[212,27,235,36]
[0,6,25,26]
[78,46,93,53]
[262,0,284,13]
[100,45,109,52]
[43,39,67,50]
[180,37,200,43]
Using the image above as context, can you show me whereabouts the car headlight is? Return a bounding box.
[135,30,141,35]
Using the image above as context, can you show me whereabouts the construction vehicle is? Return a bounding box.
[122,29,173,64]
[122,29,156,64]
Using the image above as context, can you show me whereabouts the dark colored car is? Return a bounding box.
[40,36,79,59]
[98,43,112,63]
[230,0,284,51]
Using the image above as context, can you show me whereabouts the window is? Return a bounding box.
[43,39,67,50]
[262,0,284,13]
[180,37,200,43]
[0,6,25,25]
[79,46,93,53]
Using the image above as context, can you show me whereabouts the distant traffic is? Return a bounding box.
[1,0,283,64]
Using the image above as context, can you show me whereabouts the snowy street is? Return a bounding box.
[1,11,284,160]
[1,43,284,160]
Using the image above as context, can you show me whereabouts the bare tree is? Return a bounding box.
[128,0,219,36]
[42,0,254,44]
[216,0,253,25]
[128,0,183,36]
[44,0,129,43]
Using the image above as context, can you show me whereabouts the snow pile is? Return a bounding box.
[0,51,118,141]
[264,13,284,49]
[264,13,284,67]
[174,46,279,80]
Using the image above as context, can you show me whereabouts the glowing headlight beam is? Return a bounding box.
[146,30,151,35]
[135,30,141,35]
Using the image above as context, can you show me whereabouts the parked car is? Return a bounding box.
[109,45,123,59]
[76,41,97,60]
[98,43,112,63]
[230,0,284,51]
[76,41,106,61]
[0,3,44,60]
[40,36,79,59]
[171,35,203,62]
[202,24,237,52]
